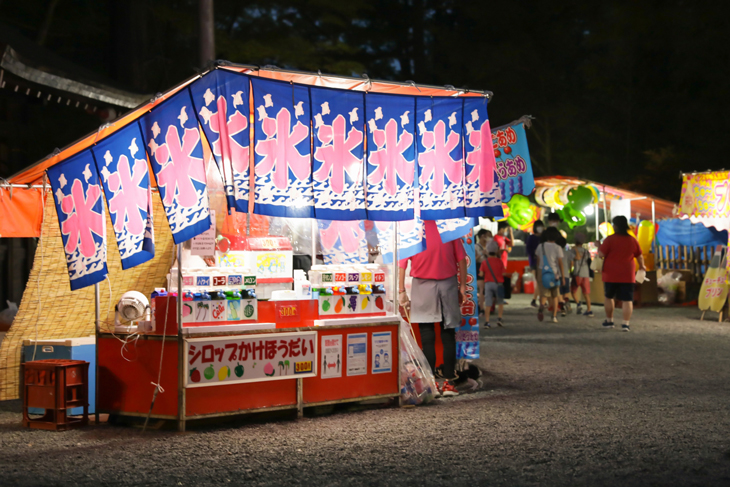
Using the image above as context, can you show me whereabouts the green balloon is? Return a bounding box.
[506,194,535,229]
[568,186,593,211]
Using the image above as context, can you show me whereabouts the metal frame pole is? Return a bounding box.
[594,203,599,241]
[392,222,399,313]
[94,282,100,424]
[311,218,317,269]
[176,244,186,432]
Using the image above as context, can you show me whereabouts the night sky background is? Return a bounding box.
[1,0,729,200]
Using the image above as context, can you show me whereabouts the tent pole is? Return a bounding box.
[652,199,656,227]
[594,203,599,241]
[176,244,186,432]
[94,282,100,425]
[602,186,608,229]
[392,222,399,314]
[311,218,316,270]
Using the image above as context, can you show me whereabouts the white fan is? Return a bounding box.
[115,291,151,332]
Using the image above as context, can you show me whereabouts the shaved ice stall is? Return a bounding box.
[5,63,535,430]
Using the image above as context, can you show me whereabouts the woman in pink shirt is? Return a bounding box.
[398,221,467,396]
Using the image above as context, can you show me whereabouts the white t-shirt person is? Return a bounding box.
[536,242,565,277]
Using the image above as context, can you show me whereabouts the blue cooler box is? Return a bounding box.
[23,336,96,415]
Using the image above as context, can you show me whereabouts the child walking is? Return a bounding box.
[479,240,505,328]
[570,233,593,316]
[535,227,566,323]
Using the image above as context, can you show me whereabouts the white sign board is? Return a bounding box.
[371,331,392,374]
[610,199,631,221]
[321,335,342,378]
[346,333,367,376]
[191,210,217,256]
[185,331,317,388]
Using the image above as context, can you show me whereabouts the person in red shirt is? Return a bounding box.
[493,222,513,269]
[479,240,505,328]
[398,220,467,396]
[598,216,645,332]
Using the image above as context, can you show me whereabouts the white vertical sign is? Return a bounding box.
[191,210,216,256]
[371,331,392,374]
[321,334,342,378]
[346,333,367,376]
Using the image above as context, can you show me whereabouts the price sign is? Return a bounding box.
[275,301,301,323]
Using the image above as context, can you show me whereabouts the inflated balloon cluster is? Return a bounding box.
[497,194,540,231]
[556,186,594,229]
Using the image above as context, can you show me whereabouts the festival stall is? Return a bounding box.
[508,176,676,303]
[677,171,730,319]
[2,63,536,429]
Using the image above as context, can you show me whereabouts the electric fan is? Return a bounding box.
[115,291,152,333]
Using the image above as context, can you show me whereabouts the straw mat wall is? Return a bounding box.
[0,193,173,401]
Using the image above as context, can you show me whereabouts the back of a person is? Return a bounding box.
[482,256,504,283]
[573,246,590,278]
[601,234,640,283]
[537,241,562,275]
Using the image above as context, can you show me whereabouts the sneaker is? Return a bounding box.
[438,382,459,397]
[497,318,503,327]
[537,306,544,322]
[561,309,567,317]
[602,320,614,328]
[584,311,594,317]
[622,324,630,332]
[564,302,572,314]
[576,304,583,315]
[484,322,491,329]
[530,299,538,308]
[551,316,558,323]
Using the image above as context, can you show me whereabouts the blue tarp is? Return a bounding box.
[655,218,727,248]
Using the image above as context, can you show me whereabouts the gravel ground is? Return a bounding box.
[3,296,730,486]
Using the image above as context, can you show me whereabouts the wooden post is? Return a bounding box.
[683,246,688,271]
[296,378,304,419]
[94,282,100,425]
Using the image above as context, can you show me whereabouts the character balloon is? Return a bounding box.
[556,185,594,229]
[505,194,539,231]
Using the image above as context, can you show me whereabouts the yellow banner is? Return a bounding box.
[679,171,730,222]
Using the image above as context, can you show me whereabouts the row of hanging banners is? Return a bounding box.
[46,68,535,291]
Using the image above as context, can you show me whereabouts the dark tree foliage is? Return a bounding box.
[1,0,728,200]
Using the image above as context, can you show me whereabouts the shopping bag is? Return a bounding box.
[399,320,438,406]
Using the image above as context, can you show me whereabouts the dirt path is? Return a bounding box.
[2,296,730,486]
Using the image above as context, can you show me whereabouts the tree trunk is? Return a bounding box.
[36,0,61,46]
[199,0,215,69]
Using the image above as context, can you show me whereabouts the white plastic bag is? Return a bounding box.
[399,321,438,406]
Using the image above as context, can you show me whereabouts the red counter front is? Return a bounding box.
[98,297,400,423]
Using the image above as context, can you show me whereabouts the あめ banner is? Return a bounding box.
[48,150,108,290]
[492,121,535,203]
